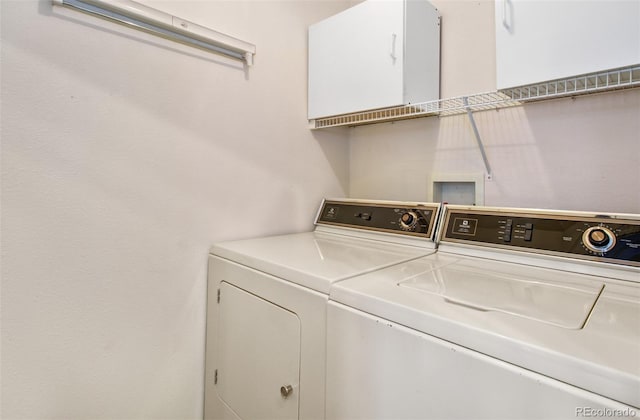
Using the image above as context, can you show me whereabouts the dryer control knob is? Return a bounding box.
[583,226,616,254]
[400,211,418,230]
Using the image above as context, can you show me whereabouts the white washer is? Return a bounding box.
[204,199,441,420]
[328,205,640,419]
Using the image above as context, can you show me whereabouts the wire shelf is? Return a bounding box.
[310,65,640,129]
[311,91,520,129]
[500,66,640,102]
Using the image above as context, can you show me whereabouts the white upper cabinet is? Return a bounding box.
[496,0,640,89]
[308,0,440,119]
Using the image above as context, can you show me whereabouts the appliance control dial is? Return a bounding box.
[399,211,419,230]
[582,226,616,254]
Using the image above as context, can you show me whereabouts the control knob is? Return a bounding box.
[582,226,616,254]
[400,211,419,230]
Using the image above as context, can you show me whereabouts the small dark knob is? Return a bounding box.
[589,229,610,246]
[401,213,415,225]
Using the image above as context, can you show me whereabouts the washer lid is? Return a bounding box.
[211,231,433,294]
[398,258,604,329]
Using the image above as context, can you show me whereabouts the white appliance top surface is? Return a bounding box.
[211,231,434,294]
[398,256,604,329]
[330,252,640,408]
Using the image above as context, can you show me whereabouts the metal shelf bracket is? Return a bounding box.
[463,96,492,179]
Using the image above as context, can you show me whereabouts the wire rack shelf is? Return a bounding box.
[310,65,640,129]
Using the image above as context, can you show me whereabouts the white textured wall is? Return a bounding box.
[349,0,640,213]
[0,0,349,418]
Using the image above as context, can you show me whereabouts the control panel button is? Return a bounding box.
[503,222,512,242]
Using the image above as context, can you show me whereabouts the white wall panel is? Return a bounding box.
[350,90,640,213]
[0,0,349,418]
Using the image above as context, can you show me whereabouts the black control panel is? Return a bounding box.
[442,209,640,266]
[316,200,440,239]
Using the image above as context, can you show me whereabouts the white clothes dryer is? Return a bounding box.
[327,205,640,419]
[204,199,441,420]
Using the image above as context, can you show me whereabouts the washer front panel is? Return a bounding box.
[441,207,640,267]
[329,254,640,408]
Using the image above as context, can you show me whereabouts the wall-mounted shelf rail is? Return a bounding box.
[52,0,256,66]
[310,65,640,129]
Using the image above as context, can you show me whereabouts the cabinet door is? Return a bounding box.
[217,282,300,420]
[308,0,404,118]
[496,0,640,89]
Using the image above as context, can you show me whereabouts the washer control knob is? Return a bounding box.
[589,229,609,246]
[400,211,418,230]
[583,226,616,253]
